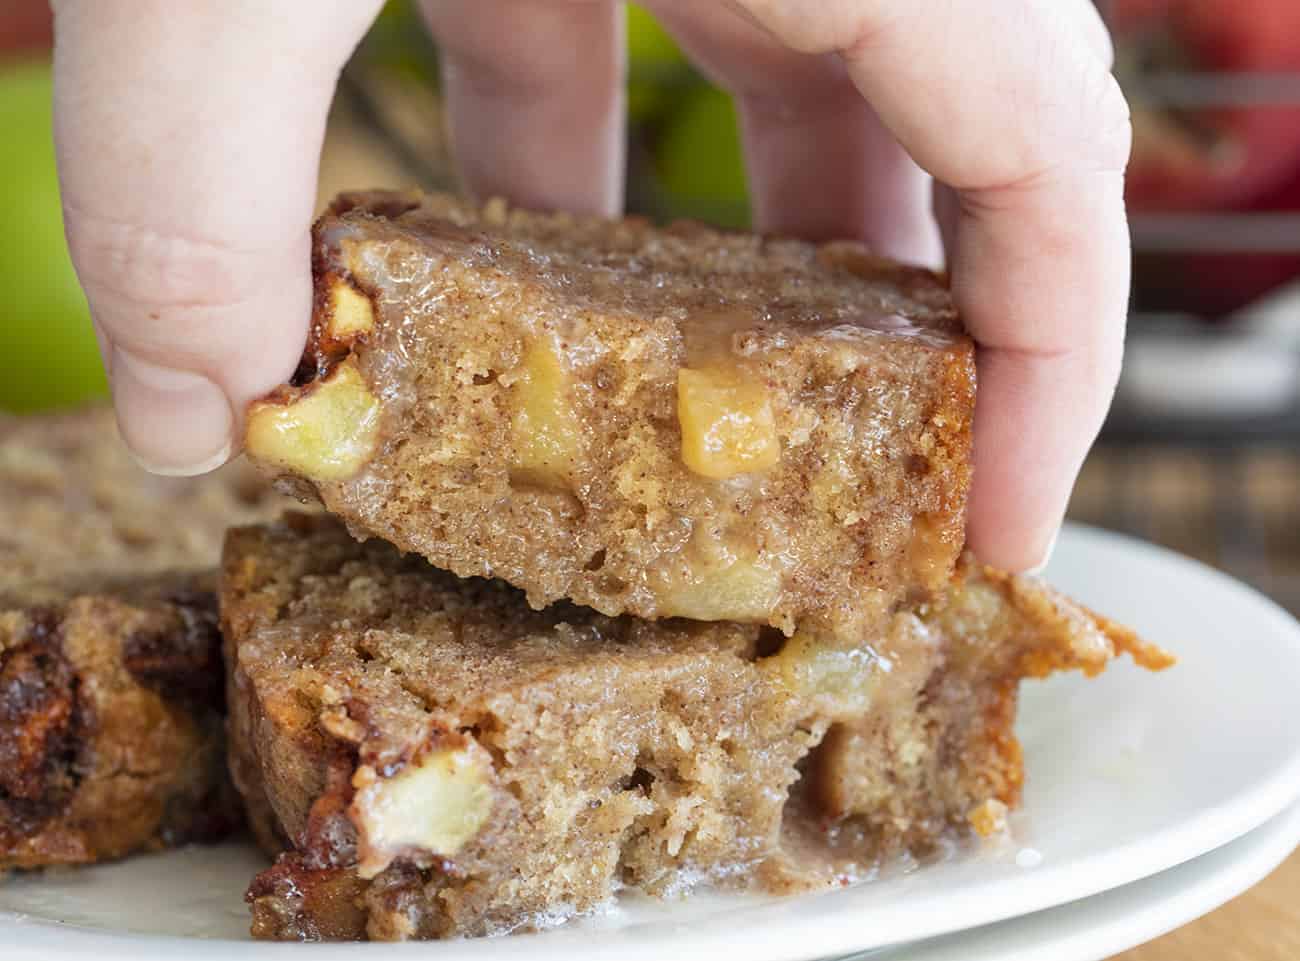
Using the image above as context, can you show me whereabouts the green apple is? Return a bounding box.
[627,3,689,124]
[653,84,750,229]
[0,58,106,413]
[357,0,439,84]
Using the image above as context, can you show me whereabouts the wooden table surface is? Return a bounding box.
[1110,849,1299,960]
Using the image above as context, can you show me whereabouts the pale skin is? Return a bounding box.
[50,0,1132,573]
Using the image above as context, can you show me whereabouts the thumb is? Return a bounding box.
[51,0,383,474]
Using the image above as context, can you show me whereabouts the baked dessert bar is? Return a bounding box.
[0,408,278,592]
[224,514,1170,941]
[0,408,285,869]
[244,191,975,638]
[1,575,239,869]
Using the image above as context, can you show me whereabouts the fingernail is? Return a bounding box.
[1024,527,1061,578]
[109,346,234,476]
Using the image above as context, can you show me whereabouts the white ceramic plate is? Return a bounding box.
[865,800,1300,961]
[4,525,1300,960]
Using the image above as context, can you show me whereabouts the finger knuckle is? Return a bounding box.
[65,211,261,313]
[734,0,894,56]
[1020,61,1131,181]
[1081,71,1133,174]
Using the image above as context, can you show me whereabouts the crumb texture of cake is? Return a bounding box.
[0,408,284,593]
[244,190,977,638]
[0,576,241,869]
[794,563,1173,857]
[223,515,1171,941]
[224,515,814,940]
[0,407,288,869]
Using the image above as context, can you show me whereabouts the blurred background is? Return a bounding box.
[3,0,1300,611]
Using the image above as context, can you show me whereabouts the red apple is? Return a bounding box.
[1181,171,1300,315]
[0,0,52,55]
[1113,0,1300,212]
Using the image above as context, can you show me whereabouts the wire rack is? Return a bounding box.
[1081,5,1300,613]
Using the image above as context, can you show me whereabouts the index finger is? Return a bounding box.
[51,0,383,474]
[735,0,1132,571]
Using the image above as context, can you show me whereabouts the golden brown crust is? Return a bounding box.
[0,577,241,869]
[245,190,976,639]
[247,857,369,942]
[972,564,1177,678]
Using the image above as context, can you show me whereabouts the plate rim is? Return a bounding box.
[877,798,1300,961]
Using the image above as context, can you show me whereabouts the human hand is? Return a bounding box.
[51,0,1130,572]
